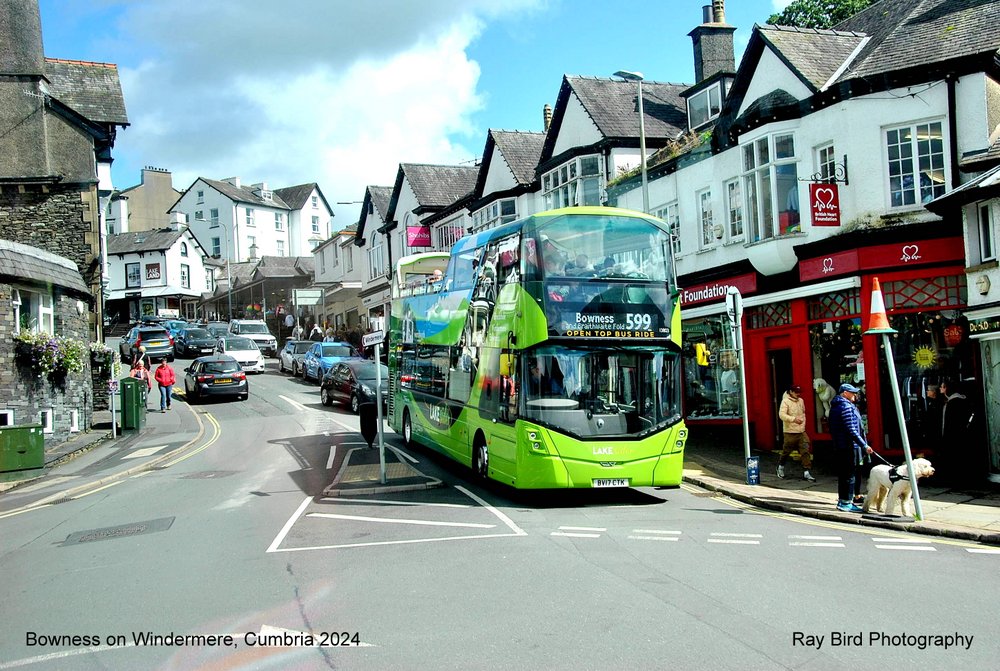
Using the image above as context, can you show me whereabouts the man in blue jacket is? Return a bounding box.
[828,383,873,512]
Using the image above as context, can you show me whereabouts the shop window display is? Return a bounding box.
[809,318,863,434]
[682,316,741,418]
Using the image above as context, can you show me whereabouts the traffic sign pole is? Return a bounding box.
[362,331,387,484]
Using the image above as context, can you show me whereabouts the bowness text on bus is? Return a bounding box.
[388,206,687,489]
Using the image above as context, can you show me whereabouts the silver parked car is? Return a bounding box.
[278,339,313,376]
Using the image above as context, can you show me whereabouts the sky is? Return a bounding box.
[38,0,793,224]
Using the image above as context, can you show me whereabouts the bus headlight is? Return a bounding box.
[525,429,545,452]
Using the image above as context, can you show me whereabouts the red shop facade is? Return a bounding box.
[679,228,975,462]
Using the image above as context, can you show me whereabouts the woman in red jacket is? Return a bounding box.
[154,358,176,412]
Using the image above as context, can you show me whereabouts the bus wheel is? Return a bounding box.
[472,436,489,480]
[402,409,413,447]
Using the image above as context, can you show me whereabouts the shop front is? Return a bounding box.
[680,235,975,471]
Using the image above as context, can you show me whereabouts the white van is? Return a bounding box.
[228,319,277,356]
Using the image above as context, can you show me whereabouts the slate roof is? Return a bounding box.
[249,255,314,279]
[756,25,867,90]
[44,58,129,126]
[0,239,90,296]
[490,130,546,185]
[732,89,800,129]
[567,76,689,140]
[834,0,1000,82]
[107,229,183,255]
[961,137,1000,169]
[400,163,479,209]
[199,178,292,209]
[272,184,314,209]
[368,186,393,221]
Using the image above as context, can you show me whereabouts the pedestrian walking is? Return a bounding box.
[130,360,153,410]
[154,358,176,412]
[131,345,150,370]
[828,383,872,512]
[309,324,323,342]
[776,384,816,482]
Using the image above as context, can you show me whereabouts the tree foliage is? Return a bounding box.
[767,0,877,29]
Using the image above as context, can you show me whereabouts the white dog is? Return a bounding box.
[814,378,836,418]
[862,458,935,516]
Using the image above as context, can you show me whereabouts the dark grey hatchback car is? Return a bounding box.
[183,355,248,403]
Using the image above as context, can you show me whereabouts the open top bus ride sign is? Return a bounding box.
[544,281,670,340]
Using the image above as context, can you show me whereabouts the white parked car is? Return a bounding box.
[228,319,277,356]
[215,336,265,373]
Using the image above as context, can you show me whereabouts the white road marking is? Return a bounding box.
[789,535,843,541]
[0,504,52,520]
[967,548,1000,554]
[267,532,523,552]
[551,532,601,538]
[628,535,679,542]
[326,445,337,470]
[874,544,936,551]
[279,395,309,412]
[871,537,931,543]
[455,485,528,536]
[266,496,312,553]
[789,542,845,548]
[633,529,682,535]
[707,539,760,545]
[0,643,137,669]
[559,525,607,532]
[320,497,472,508]
[307,512,495,528]
[122,445,168,459]
[71,480,122,499]
[711,532,763,538]
[389,446,419,464]
[131,471,153,478]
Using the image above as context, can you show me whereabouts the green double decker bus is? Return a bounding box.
[388,206,687,489]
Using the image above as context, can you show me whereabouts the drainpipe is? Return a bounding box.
[947,73,960,188]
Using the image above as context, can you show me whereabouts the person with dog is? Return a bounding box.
[829,382,872,512]
[776,384,816,482]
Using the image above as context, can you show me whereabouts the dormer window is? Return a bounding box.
[688,82,723,130]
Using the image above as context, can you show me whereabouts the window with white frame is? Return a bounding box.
[180,242,188,257]
[180,264,190,289]
[125,262,141,288]
[211,237,221,257]
[653,202,681,256]
[542,155,601,210]
[245,208,255,227]
[311,195,318,208]
[311,216,320,235]
[886,120,946,208]
[12,287,54,335]
[197,190,204,204]
[368,243,386,281]
[310,239,320,250]
[437,221,466,248]
[194,210,203,222]
[205,270,214,291]
[70,409,79,433]
[471,198,516,232]
[247,235,256,251]
[275,212,284,230]
[40,408,53,434]
[725,179,744,241]
[320,248,326,274]
[742,132,800,242]
[346,246,353,272]
[979,202,996,263]
[0,409,13,426]
[688,82,723,130]
[210,208,219,225]
[698,189,717,247]
[276,240,285,256]
[331,243,338,267]
[816,143,836,182]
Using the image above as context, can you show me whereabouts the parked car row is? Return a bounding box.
[276,339,387,414]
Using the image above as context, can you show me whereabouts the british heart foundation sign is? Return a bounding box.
[810,183,841,227]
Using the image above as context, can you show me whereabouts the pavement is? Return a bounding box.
[5,411,999,546]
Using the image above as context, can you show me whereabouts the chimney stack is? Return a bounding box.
[689,1,736,83]
[543,104,553,131]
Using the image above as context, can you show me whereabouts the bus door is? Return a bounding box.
[478,348,518,479]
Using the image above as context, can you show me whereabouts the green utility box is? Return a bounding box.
[0,424,44,475]
[120,377,147,431]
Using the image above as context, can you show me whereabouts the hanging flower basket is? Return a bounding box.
[14,332,87,381]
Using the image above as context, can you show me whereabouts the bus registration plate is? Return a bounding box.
[592,478,629,488]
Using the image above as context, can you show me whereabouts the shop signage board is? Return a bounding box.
[799,237,964,282]
[680,272,757,307]
[809,183,841,226]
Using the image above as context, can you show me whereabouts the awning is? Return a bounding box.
[106,285,203,301]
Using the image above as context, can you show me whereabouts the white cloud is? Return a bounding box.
[109,0,537,221]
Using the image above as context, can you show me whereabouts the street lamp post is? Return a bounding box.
[196,217,233,320]
[613,70,649,214]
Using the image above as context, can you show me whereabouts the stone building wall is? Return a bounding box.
[0,284,94,443]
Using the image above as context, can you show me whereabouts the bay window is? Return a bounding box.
[743,132,800,242]
[542,155,601,210]
[886,120,946,208]
[12,287,54,335]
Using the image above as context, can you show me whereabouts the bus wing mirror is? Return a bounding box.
[499,353,514,377]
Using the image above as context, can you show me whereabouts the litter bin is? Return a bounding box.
[0,424,44,474]
[120,377,147,431]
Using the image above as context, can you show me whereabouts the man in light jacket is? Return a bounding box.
[777,384,816,482]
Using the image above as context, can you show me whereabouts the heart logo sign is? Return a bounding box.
[822,257,835,273]
[901,245,921,262]
[814,188,837,210]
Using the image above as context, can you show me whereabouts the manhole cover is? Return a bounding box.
[62,517,174,545]
[181,471,238,479]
